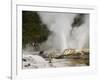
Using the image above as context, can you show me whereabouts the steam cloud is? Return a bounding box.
[38,12,89,52]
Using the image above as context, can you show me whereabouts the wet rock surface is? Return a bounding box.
[22,49,89,69]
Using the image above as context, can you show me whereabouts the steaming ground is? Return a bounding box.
[22,12,89,69]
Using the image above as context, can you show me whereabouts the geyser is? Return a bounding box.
[38,12,89,52]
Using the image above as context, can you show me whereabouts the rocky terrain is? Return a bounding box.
[22,49,89,69]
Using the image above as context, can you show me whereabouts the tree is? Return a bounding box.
[22,11,50,49]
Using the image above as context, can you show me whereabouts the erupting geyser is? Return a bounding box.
[22,11,89,69]
[38,12,88,52]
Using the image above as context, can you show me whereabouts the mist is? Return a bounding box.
[38,12,89,52]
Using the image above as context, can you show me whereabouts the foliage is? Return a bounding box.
[22,11,50,48]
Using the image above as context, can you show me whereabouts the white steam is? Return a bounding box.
[38,12,89,52]
[38,12,77,52]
